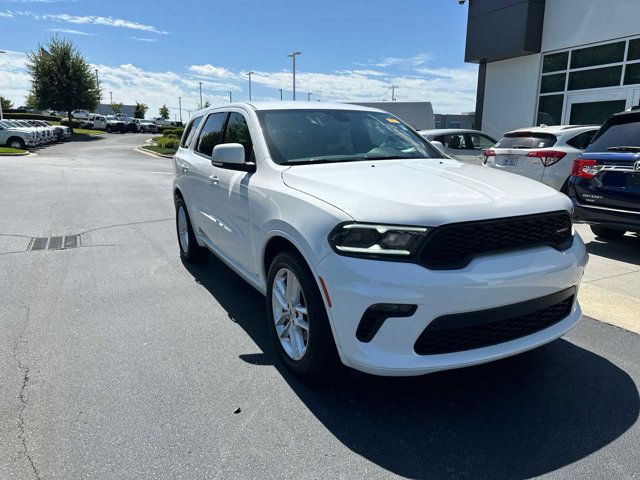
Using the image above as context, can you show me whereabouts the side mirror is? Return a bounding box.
[430,140,446,152]
[212,143,245,165]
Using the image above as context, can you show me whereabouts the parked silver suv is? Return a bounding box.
[0,120,38,149]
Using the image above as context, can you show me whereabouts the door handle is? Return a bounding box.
[209,175,220,185]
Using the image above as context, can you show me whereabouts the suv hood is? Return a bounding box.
[282,158,571,225]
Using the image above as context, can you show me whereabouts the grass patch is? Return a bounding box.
[72,128,103,136]
[141,145,177,156]
[0,147,27,154]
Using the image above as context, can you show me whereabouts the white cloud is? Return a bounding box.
[49,27,94,36]
[0,9,14,16]
[0,50,478,119]
[189,64,236,79]
[372,53,433,69]
[7,10,169,34]
[128,36,158,43]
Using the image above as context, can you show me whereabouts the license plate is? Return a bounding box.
[501,156,518,167]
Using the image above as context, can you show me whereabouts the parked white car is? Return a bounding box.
[483,125,599,192]
[153,117,180,127]
[71,109,92,120]
[0,120,38,149]
[419,128,496,164]
[173,102,587,379]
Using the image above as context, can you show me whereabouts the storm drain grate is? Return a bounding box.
[29,235,81,251]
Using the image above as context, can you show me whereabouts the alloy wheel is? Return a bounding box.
[271,268,310,360]
[177,205,189,253]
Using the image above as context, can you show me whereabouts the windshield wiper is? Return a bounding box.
[284,156,361,166]
[605,146,640,152]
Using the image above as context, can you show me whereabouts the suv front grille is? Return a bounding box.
[414,287,575,355]
[419,211,573,270]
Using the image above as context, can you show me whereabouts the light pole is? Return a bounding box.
[246,71,254,101]
[178,96,182,123]
[390,85,398,101]
[229,91,232,103]
[95,69,100,103]
[0,50,5,120]
[279,88,283,101]
[307,92,312,101]
[110,91,113,104]
[287,51,301,100]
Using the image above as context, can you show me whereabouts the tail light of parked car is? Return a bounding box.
[526,150,566,167]
[482,149,495,164]
[571,158,601,179]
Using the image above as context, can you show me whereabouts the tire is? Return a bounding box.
[106,125,112,134]
[7,137,26,150]
[591,225,626,240]
[266,251,340,379]
[175,197,208,262]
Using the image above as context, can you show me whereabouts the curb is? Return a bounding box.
[0,151,30,157]
[135,147,174,159]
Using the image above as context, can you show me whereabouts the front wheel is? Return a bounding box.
[266,252,339,379]
[175,197,208,262]
[591,225,626,240]
[7,137,26,150]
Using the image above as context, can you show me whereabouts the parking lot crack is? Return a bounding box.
[13,307,42,480]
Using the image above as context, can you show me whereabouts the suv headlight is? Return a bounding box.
[328,223,428,257]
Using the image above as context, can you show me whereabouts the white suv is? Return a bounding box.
[173,102,588,379]
[483,125,599,192]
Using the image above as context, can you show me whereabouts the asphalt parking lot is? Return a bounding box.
[0,134,639,480]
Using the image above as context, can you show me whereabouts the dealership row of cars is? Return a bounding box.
[71,109,181,134]
[0,118,71,150]
[420,109,640,240]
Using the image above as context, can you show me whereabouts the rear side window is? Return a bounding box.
[566,130,596,150]
[586,114,640,152]
[435,134,466,149]
[223,112,254,162]
[495,133,557,149]
[195,113,226,156]
[181,116,203,148]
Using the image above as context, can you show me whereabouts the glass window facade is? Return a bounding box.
[537,37,640,125]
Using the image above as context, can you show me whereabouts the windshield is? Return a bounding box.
[257,109,443,165]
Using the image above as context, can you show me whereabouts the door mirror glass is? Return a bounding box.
[212,143,245,165]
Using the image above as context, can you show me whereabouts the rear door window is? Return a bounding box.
[195,113,227,157]
[566,130,597,150]
[586,114,640,152]
[495,133,557,149]
[466,133,496,150]
[437,134,467,149]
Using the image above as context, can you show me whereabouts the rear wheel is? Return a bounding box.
[7,137,26,150]
[266,251,340,379]
[106,125,112,133]
[591,225,626,239]
[175,197,208,262]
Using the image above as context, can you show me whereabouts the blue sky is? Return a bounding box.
[0,0,477,118]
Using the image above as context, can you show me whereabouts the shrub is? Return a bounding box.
[163,127,184,138]
[156,136,180,150]
[60,119,87,128]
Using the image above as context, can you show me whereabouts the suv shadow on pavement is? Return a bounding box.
[585,233,640,267]
[182,256,639,480]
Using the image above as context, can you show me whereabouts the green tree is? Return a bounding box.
[0,97,12,111]
[110,102,123,114]
[203,100,211,108]
[159,104,169,119]
[25,93,38,109]
[134,102,148,119]
[27,36,101,132]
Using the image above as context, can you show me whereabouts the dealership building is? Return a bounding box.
[465,0,640,139]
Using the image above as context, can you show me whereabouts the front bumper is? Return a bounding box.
[317,236,588,376]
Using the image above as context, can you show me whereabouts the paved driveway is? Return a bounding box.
[0,134,638,479]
